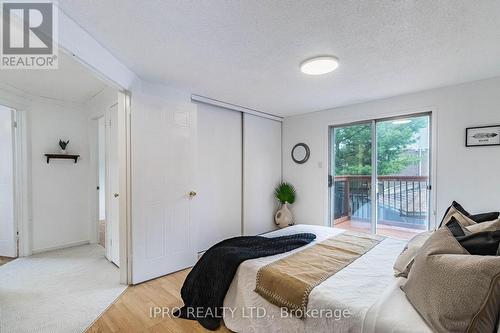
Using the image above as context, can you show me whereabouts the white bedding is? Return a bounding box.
[363,277,431,333]
[223,224,431,333]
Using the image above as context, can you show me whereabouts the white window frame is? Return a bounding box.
[326,109,437,232]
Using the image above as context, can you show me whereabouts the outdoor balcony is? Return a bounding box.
[332,175,430,240]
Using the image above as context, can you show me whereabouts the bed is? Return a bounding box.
[222,224,432,333]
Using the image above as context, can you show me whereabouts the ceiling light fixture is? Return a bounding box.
[392,119,412,125]
[300,56,339,75]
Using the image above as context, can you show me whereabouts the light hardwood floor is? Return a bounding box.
[86,269,232,333]
[0,256,15,267]
[99,220,106,248]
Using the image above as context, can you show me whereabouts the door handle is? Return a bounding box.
[188,191,197,198]
[114,193,119,198]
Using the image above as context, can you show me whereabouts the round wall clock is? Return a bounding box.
[291,143,310,164]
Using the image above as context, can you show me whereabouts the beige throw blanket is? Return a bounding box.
[255,231,384,316]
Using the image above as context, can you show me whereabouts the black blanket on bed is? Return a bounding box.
[174,233,316,330]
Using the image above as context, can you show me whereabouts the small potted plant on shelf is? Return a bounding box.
[59,139,70,154]
[274,182,296,228]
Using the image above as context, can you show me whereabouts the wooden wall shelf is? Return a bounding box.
[45,154,80,164]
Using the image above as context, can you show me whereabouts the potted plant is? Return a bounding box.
[59,139,70,154]
[274,182,296,228]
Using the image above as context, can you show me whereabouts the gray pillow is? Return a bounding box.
[467,218,500,233]
[401,228,500,333]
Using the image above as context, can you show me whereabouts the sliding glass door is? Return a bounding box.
[329,113,431,240]
[330,122,373,233]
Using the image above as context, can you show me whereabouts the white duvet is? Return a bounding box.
[223,224,432,333]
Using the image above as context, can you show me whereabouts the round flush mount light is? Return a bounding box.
[300,56,339,75]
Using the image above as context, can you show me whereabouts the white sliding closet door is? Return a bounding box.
[243,114,282,235]
[194,104,242,252]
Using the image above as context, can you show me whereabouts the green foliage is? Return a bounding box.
[333,118,427,176]
[274,182,296,204]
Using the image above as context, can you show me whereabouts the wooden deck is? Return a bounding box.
[335,219,421,240]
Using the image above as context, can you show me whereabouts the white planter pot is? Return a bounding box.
[275,202,293,229]
[60,149,68,155]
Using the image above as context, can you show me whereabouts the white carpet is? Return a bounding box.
[0,244,127,333]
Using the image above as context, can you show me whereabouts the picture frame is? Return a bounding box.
[465,125,500,147]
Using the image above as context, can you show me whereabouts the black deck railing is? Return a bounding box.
[333,175,429,228]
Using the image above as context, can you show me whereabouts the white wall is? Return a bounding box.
[29,102,91,252]
[283,77,500,227]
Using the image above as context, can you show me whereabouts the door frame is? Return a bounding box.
[91,114,106,253]
[13,109,30,258]
[325,107,438,231]
[61,44,132,284]
[0,100,31,258]
[0,106,20,258]
[89,91,131,284]
[0,48,132,284]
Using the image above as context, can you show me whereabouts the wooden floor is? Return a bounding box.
[0,256,15,267]
[99,220,106,248]
[86,269,232,333]
[86,224,418,332]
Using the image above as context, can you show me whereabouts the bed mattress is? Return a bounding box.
[222,224,431,333]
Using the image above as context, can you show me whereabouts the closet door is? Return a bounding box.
[243,114,282,235]
[194,104,242,252]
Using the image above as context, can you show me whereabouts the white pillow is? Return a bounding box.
[393,231,433,278]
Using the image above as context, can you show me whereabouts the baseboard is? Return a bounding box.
[32,240,91,254]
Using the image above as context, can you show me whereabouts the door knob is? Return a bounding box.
[188,191,197,198]
[114,193,119,198]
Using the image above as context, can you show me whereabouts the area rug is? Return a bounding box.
[0,244,127,333]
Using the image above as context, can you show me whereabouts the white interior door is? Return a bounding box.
[106,104,120,266]
[194,104,242,252]
[243,114,282,235]
[131,93,197,284]
[0,105,16,258]
[97,116,106,222]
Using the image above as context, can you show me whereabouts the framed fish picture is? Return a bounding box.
[466,125,500,147]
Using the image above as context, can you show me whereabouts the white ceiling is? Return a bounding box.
[0,52,107,104]
[59,1,500,116]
